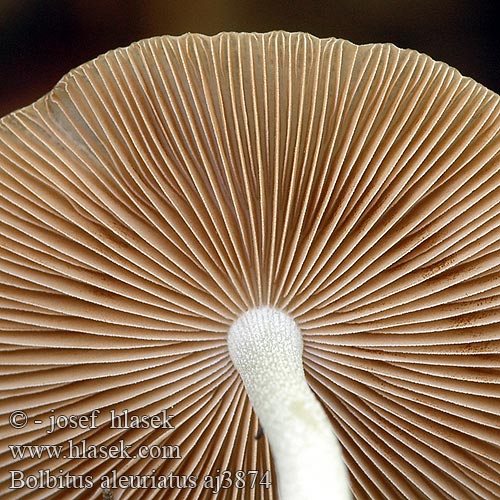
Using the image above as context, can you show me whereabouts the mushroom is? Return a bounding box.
[1,31,500,500]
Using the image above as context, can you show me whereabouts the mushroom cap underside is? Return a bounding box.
[1,31,500,499]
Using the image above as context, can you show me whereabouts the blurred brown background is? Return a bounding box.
[0,0,498,117]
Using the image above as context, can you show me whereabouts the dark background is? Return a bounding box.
[1,0,499,117]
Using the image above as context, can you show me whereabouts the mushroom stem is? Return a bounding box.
[228,307,351,500]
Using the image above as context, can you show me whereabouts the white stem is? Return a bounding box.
[228,307,351,500]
